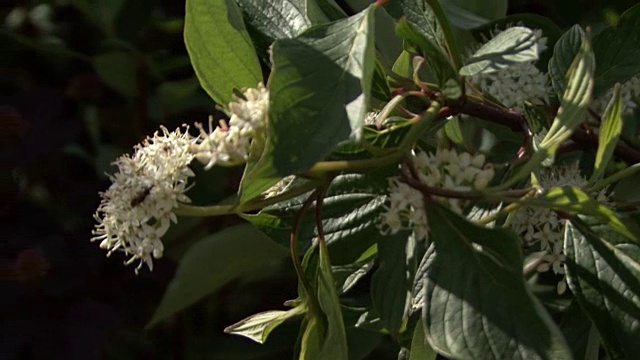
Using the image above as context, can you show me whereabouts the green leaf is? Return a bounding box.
[93,51,138,97]
[263,5,376,175]
[410,322,437,360]
[371,232,413,337]
[440,0,491,29]
[472,13,562,72]
[459,26,539,76]
[564,218,640,359]
[592,84,623,181]
[299,241,349,360]
[395,18,458,87]
[443,0,507,23]
[540,34,595,153]
[522,186,637,242]
[184,0,262,106]
[148,223,287,327]
[244,167,395,265]
[592,4,640,97]
[315,240,349,359]
[422,204,572,359]
[548,25,585,99]
[225,307,305,344]
[236,0,323,41]
[384,0,446,51]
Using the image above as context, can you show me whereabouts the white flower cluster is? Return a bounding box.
[379,148,495,241]
[511,163,609,294]
[92,127,196,273]
[591,74,640,115]
[469,29,550,112]
[191,83,269,169]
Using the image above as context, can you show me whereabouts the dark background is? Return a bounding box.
[2,0,637,359]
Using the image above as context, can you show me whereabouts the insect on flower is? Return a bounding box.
[130,186,153,207]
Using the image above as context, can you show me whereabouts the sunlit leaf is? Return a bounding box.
[540,34,594,153]
[565,219,640,359]
[184,0,262,105]
[591,84,623,181]
[225,307,305,344]
[459,26,539,76]
[421,204,572,359]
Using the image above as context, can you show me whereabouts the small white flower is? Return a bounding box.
[469,28,551,112]
[591,74,640,115]
[92,126,196,273]
[511,162,610,294]
[378,148,494,240]
[191,83,269,169]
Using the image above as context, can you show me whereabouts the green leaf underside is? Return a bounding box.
[264,5,376,175]
[410,321,437,360]
[592,4,640,97]
[317,240,349,358]
[184,0,262,105]
[564,219,640,359]
[540,34,594,153]
[422,204,571,359]
[460,26,539,76]
[148,223,287,327]
[224,307,304,344]
[548,25,585,99]
[592,85,623,181]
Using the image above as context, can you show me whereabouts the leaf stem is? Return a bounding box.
[291,188,324,314]
[589,162,640,193]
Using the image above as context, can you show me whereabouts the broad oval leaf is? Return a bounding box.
[548,25,585,99]
[265,5,376,175]
[565,219,640,359]
[422,204,572,360]
[184,0,262,105]
[460,26,539,76]
[592,3,640,97]
[148,223,287,327]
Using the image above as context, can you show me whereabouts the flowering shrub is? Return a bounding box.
[90,0,640,359]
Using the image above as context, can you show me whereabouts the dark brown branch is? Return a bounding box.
[570,129,640,164]
[442,96,530,134]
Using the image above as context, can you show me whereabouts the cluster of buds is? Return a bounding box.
[379,148,495,241]
[190,83,269,169]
